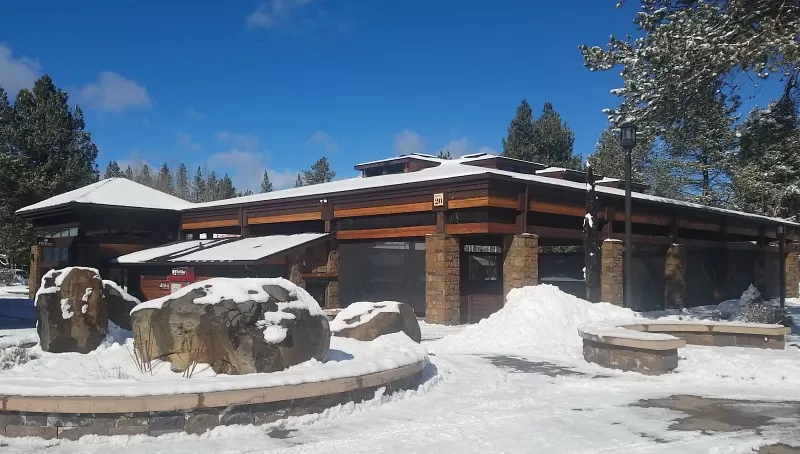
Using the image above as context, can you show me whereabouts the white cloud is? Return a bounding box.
[0,43,40,95]
[215,130,260,150]
[176,131,202,151]
[207,148,299,191]
[393,129,424,155]
[441,137,498,158]
[77,72,150,112]
[184,107,203,122]
[246,0,318,29]
[306,130,339,153]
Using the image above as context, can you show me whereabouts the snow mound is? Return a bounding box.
[330,301,402,332]
[132,277,323,316]
[433,284,641,360]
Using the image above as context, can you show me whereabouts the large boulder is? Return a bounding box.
[101,280,140,331]
[130,278,330,375]
[35,267,108,353]
[331,301,421,343]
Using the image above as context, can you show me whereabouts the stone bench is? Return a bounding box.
[578,321,791,375]
[578,325,686,375]
[623,321,791,350]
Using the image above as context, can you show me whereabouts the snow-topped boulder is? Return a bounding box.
[102,280,140,331]
[35,267,108,353]
[130,278,330,375]
[331,301,421,343]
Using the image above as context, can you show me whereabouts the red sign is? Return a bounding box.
[167,267,195,282]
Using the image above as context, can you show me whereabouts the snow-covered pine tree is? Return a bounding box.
[124,165,134,180]
[437,149,452,159]
[583,162,601,303]
[260,169,273,193]
[303,157,335,185]
[191,167,205,203]
[154,162,174,195]
[104,161,123,179]
[589,128,650,183]
[731,80,800,219]
[175,163,190,200]
[501,99,536,161]
[531,102,581,169]
[580,0,799,207]
[294,174,304,188]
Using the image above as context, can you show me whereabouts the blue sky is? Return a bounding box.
[0,1,639,191]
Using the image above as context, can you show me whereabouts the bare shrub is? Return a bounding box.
[0,347,40,370]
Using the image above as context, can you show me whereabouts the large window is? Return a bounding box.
[41,247,70,263]
[339,240,426,315]
[39,227,78,238]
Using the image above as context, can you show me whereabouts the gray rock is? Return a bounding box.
[35,268,108,353]
[332,302,421,343]
[130,280,330,375]
[102,280,140,331]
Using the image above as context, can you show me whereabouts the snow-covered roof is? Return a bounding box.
[15,158,798,227]
[112,239,228,264]
[172,233,330,263]
[16,178,193,214]
[113,233,330,264]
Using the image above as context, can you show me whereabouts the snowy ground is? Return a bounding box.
[0,284,29,299]
[2,286,800,453]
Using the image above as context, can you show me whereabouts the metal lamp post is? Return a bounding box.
[619,123,637,309]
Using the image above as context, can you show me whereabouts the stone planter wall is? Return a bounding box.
[0,360,426,440]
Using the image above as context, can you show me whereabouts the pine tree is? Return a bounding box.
[530,102,581,169]
[154,162,174,195]
[260,170,273,193]
[137,163,153,187]
[175,163,190,200]
[206,170,219,202]
[217,174,237,199]
[124,165,134,180]
[191,167,205,203]
[238,189,254,197]
[303,157,336,185]
[0,75,98,265]
[589,128,651,183]
[437,149,452,159]
[501,99,536,161]
[294,174,304,188]
[104,161,123,179]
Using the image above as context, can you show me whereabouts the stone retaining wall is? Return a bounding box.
[0,362,425,439]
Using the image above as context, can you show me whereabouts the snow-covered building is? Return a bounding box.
[16,153,800,323]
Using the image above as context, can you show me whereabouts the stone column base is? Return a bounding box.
[425,234,460,325]
[601,239,623,306]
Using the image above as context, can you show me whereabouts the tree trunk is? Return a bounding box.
[584,165,601,302]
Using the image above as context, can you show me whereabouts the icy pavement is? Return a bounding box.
[2,286,800,453]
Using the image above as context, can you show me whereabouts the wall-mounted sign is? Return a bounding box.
[463,244,502,254]
[36,238,55,247]
[158,282,169,290]
[433,193,444,207]
[171,268,188,277]
[168,266,195,282]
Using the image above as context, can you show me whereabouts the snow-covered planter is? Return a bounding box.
[130,278,330,375]
[331,301,421,343]
[35,267,108,353]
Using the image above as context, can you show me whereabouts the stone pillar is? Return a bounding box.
[425,234,460,325]
[325,250,340,308]
[785,246,800,298]
[288,255,305,289]
[600,239,623,306]
[28,245,42,300]
[664,244,687,309]
[502,234,539,297]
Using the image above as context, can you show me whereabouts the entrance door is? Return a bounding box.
[460,237,504,323]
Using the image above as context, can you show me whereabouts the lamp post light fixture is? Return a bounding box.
[619,123,637,309]
[778,224,786,309]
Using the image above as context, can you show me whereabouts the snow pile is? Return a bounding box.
[330,301,402,332]
[433,284,641,360]
[132,277,322,315]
